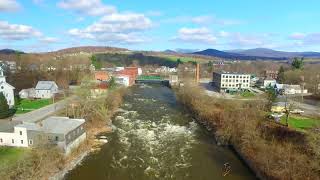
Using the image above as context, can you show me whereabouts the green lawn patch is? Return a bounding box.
[240,91,256,98]
[280,115,320,131]
[137,75,163,80]
[15,99,53,114]
[0,147,26,169]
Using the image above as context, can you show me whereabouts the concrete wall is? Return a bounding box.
[64,133,86,155]
[0,127,28,147]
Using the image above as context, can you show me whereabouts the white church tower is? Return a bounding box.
[0,65,15,107]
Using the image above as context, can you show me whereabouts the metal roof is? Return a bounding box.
[41,117,85,135]
[35,81,57,90]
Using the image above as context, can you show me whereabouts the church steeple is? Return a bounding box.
[0,65,6,83]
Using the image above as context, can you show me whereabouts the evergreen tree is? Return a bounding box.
[277,66,285,83]
[91,55,102,70]
[0,93,9,119]
[291,57,304,70]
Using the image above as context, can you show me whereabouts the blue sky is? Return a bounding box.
[1,0,320,52]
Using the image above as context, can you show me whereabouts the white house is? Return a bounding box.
[275,83,308,95]
[35,81,58,99]
[263,79,277,88]
[0,116,86,155]
[19,88,36,99]
[115,75,131,86]
[0,66,15,107]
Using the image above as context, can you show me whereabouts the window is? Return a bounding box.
[0,138,2,143]
[20,131,22,135]
[55,136,59,141]
[21,140,23,144]
[12,139,14,144]
[29,140,33,145]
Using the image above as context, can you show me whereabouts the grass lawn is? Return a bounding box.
[15,99,53,114]
[240,91,256,98]
[0,147,26,169]
[280,115,320,131]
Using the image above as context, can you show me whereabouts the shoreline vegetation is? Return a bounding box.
[0,85,127,180]
[175,83,320,180]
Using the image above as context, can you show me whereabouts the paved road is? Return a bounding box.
[289,99,320,117]
[12,98,69,123]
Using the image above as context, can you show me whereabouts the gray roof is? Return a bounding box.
[35,81,57,90]
[16,122,41,131]
[15,117,85,135]
[41,117,85,135]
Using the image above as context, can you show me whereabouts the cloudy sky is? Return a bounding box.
[1,0,320,52]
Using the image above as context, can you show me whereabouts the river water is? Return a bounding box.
[65,84,256,180]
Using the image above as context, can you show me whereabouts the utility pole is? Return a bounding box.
[300,76,305,103]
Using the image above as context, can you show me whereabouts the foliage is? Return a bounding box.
[177,58,183,64]
[0,147,26,169]
[277,66,285,83]
[292,57,304,70]
[0,93,10,118]
[108,76,117,90]
[176,83,320,179]
[90,55,102,70]
[96,53,178,67]
[240,91,255,98]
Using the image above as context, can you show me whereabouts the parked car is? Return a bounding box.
[291,109,304,114]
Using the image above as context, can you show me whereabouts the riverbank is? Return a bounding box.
[0,87,127,180]
[175,83,320,180]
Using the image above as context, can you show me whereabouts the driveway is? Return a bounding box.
[12,98,70,123]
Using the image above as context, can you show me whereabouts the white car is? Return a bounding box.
[291,109,304,114]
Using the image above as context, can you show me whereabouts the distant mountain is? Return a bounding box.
[228,48,320,58]
[193,49,243,59]
[0,49,25,55]
[49,46,128,55]
[163,49,178,54]
[175,48,199,54]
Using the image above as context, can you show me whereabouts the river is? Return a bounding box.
[65,84,256,180]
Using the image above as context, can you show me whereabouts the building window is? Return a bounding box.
[0,138,2,143]
[21,140,23,144]
[29,140,33,145]
[20,131,22,135]
[12,139,14,144]
[55,136,59,141]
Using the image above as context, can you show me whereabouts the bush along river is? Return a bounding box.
[65,84,256,180]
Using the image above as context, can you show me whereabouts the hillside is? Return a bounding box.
[228,48,320,58]
[192,48,287,60]
[48,46,129,55]
[0,49,25,55]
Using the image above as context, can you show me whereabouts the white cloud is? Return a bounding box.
[228,33,265,47]
[68,12,152,44]
[0,21,42,40]
[0,0,20,12]
[57,0,116,16]
[163,15,242,26]
[39,37,59,43]
[289,32,306,40]
[172,27,217,44]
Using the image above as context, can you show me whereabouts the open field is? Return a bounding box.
[280,115,320,131]
[0,147,26,169]
[161,54,210,63]
[15,99,53,114]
